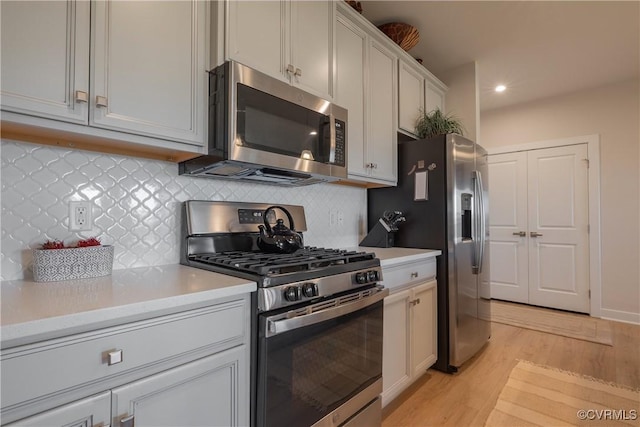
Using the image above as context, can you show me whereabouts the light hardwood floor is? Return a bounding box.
[382,320,640,427]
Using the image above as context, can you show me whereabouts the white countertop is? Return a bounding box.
[0,264,256,349]
[357,246,441,266]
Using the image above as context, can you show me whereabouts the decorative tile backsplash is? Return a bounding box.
[1,140,367,281]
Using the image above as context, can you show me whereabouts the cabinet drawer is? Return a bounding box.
[1,299,247,410]
[381,258,436,291]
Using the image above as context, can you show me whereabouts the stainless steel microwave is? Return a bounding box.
[179,61,347,186]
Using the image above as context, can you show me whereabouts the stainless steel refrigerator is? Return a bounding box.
[367,134,491,373]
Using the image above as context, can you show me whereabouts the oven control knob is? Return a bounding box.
[302,283,318,298]
[367,270,379,282]
[355,272,368,284]
[284,286,301,302]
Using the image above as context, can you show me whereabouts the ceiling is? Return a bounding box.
[360,1,639,112]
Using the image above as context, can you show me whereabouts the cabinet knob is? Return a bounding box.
[96,96,108,108]
[530,232,543,237]
[120,415,134,427]
[107,349,123,365]
[410,272,419,278]
[75,90,88,103]
[512,231,526,237]
[294,68,302,77]
[286,64,295,75]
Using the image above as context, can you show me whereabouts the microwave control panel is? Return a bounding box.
[334,119,346,166]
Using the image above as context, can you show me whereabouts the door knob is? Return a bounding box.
[530,232,543,237]
[512,231,526,237]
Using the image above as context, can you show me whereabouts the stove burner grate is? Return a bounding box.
[190,247,375,276]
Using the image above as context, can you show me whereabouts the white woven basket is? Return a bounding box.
[32,245,114,282]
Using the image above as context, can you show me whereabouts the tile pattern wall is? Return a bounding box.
[1,140,367,281]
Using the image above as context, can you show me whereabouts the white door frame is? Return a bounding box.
[488,134,602,318]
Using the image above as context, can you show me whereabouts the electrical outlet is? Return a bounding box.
[69,201,92,231]
[329,208,337,226]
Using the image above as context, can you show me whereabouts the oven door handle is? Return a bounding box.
[265,287,389,337]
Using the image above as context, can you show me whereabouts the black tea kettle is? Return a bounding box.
[257,206,304,254]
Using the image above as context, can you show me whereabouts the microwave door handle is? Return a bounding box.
[264,288,389,337]
[328,115,336,164]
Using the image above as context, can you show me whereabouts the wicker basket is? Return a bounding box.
[32,245,114,282]
[377,22,420,51]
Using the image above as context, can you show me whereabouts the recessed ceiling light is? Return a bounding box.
[495,84,506,93]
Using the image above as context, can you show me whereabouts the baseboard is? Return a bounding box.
[599,308,640,325]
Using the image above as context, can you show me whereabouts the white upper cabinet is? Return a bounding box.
[335,3,397,186]
[335,14,367,179]
[91,1,206,145]
[1,1,90,124]
[367,39,397,184]
[1,0,207,151]
[398,61,425,135]
[226,0,333,99]
[398,57,447,138]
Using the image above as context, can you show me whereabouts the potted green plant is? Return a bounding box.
[415,108,465,140]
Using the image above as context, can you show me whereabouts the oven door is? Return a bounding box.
[256,286,388,427]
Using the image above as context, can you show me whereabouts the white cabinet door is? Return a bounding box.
[410,280,437,377]
[335,14,368,179]
[5,391,111,427]
[91,0,206,145]
[226,0,286,81]
[1,0,90,124]
[111,346,248,427]
[425,80,445,115]
[290,1,333,98]
[381,289,411,407]
[367,39,397,184]
[226,0,333,99]
[398,61,424,136]
[489,152,529,303]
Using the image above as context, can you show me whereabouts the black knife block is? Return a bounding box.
[360,219,396,248]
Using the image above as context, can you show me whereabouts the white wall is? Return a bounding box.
[1,140,367,281]
[442,61,479,142]
[481,78,640,323]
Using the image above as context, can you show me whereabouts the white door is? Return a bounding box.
[488,152,529,303]
[398,61,424,135]
[488,144,590,313]
[381,290,411,407]
[527,145,590,312]
[410,280,437,377]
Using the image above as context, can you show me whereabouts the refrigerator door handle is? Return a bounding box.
[476,170,486,274]
[472,170,486,274]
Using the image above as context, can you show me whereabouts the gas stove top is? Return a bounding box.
[181,201,382,311]
[189,247,377,280]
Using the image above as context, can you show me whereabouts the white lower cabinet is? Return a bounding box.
[4,392,110,427]
[381,259,437,407]
[1,296,250,426]
[111,346,247,427]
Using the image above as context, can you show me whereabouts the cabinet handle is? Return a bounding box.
[96,96,108,108]
[410,272,419,279]
[294,68,302,77]
[530,232,543,237]
[372,163,378,169]
[75,90,88,103]
[107,349,123,365]
[512,231,526,237]
[416,298,421,305]
[120,415,134,427]
[286,64,295,75]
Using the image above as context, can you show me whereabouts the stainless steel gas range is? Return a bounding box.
[181,201,387,427]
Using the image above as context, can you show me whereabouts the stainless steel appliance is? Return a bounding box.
[367,134,490,373]
[179,61,348,186]
[181,201,387,427]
